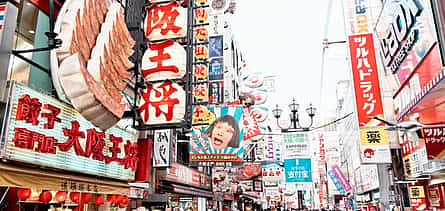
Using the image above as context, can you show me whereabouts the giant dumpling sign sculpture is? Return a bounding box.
[51,0,135,130]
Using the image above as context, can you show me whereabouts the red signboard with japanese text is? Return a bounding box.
[0,83,138,181]
[348,33,385,127]
[349,33,390,164]
[423,127,445,160]
[144,2,187,41]
[161,162,210,189]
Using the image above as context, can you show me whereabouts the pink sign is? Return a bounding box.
[332,164,352,193]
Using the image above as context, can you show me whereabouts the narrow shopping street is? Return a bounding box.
[1,0,445,210]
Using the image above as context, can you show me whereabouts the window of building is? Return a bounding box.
[7,0,39,85]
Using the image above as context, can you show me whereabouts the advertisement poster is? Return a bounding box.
[190,106,259,161]
[209,57,224,80]
[209,36,223,58]
[209,80,224,104]
[284,158,312,183]
[428,185,443,207]
[283,133,310,158]
[153,129,172,167]
[212,163,261,192]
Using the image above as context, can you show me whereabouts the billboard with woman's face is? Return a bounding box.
[190,106,255,162]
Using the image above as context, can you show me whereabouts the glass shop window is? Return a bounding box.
[7,0,39,84]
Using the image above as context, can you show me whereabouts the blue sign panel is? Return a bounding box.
[284,158,312,183]
[209,57,224,80]
[209,36,223,58]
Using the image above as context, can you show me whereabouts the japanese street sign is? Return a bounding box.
[0,83,138,181]
[153,129,172,168]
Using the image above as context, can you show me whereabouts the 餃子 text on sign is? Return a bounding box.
[0,83,138,181]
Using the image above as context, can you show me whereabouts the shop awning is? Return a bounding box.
[240,193,259,201]
[397,68,445,121]
[143,193,169,203]
[171,184,214,198]
[0,162,130,194]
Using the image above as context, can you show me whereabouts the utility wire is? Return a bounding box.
[311,112,354,130]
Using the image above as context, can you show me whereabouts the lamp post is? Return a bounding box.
[272,98,316,132]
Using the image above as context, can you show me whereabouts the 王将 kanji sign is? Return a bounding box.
[0,83,138,180]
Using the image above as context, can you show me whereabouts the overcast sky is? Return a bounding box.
[231,0,351,122]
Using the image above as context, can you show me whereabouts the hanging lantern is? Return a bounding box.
[195,0,208,5]
[94,195,105,205]
[55,191,67,203]
[119,203,128,209]
[121,196,129,205]
[17,188,32,201]
[194,64,208,79]
[39,191,52,203]
[81,193,92,203]
[70,192,80,202]
[195,8,208,23]
[194,27,208,41]
[194,45,208,60]
[193,84,208,100]
[116,194,124,204]
[107,195,117,204]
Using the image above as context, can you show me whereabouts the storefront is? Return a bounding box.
[374,0,445,209]
[144,162,212,211]
[0,82,139,210]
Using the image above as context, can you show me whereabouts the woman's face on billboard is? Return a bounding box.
[210,121,234,150]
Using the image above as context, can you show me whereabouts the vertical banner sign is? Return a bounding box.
[348,33,391,163]
[154,129,172,167]
[193,1,210,103]
[331,165,352,193]
[348,33,385,127]
[284,158,312,183]
[328,170,346,195]
[318,133,326,205]
[140,1,188,127]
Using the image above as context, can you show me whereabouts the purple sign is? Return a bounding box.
[332,164,352,193]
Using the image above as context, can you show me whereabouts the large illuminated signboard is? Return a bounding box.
[0,83,138,181]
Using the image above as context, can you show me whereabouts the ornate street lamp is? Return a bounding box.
[272,98,316,132]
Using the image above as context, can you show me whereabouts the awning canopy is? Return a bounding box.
[0,162,130,194]
[397,68,445,121]
[171,184,214,198]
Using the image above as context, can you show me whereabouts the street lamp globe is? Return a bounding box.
[306,103,316,117]
[288,98,299,113]
[272,104,283,119]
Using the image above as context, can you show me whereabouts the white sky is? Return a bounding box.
[231,0,351,122]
